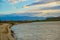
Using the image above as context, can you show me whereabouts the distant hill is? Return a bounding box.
[0,14,46,21]
[47,17,60,21]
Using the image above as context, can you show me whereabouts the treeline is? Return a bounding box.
[46,17,60,21]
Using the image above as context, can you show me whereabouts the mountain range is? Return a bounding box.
[0,14,46,21]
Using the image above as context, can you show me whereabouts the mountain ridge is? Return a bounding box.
[0,14,46,21]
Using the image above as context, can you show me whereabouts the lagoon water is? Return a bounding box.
[11,21,60,40]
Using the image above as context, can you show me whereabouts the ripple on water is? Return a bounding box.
[11,21,60,40]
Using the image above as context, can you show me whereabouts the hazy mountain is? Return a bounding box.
[0,14,46,21]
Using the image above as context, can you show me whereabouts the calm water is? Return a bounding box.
[11,21,60,40]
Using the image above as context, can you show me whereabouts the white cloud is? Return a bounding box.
[35,0,42,2]
[8,0,26,4]
[19,0,26,2]
[30,10,60,17]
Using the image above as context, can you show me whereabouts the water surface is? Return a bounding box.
[11,21,60,40]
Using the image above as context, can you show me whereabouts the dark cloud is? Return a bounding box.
[40,6,60,10]
[27,0,60,6]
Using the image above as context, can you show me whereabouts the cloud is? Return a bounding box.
[35,0,42,2]
[8,0,26,4]
[24,1,60,9]
[27,0,60,6]
[30,10,60,17]
[33,12,60,17]
[15,1,60,17]
[41,6,60,10]
[35,0,60,3]
[14,9,60,17]
[21,1,60,17]
[1,0,60,17]
[40,12,60,17]
[41,0,60,3]
[28,10,60,13]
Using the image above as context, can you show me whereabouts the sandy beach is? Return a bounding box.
[0,23,15,40]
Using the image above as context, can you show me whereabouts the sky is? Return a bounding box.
[0,0,60,17]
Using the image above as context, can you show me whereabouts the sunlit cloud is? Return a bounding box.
[24,1,60,9]
[23,1,60,17]
[29,10,60,17]
[13,9,60,17]
[18,8,60,12]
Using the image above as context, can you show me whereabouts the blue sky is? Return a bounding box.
[0,0,60,17]
[0,0,35,14]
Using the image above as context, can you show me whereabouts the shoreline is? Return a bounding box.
[10,21,60,40]
[0,20,60,25]
[0,23,15,40]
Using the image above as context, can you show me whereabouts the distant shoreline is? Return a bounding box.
[0,20,60,25]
